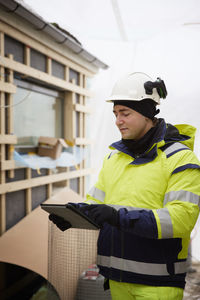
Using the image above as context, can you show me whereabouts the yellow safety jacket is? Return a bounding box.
[86,119,200,288]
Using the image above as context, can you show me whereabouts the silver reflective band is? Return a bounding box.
[109,149,119,158]
[156,208,173,238]
[163,142,189,157]
[164,190,200,206]
[87,186,105,203]
[97,255,187,276]
[110,204,150,212]
[86,200,99,204]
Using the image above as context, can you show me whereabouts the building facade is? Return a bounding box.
[0,0,108,235]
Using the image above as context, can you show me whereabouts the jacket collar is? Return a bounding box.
[110,119,190,165]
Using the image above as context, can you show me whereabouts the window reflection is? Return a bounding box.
[13,85,63,146]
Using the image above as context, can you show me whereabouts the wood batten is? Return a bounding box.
[0,30,6,234]
[0,168,93,195]
[0,56,92,97]
[0,19,95,77]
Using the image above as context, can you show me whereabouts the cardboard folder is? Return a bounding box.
[41,203,100,230]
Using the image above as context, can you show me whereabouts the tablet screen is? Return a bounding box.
[41,203,100,230]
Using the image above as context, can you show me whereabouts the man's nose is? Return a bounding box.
[116,116,124,126]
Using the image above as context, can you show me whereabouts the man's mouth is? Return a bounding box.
[120,128,128,132]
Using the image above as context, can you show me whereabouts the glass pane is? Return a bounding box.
[6,190,26,230]
[30,48,46,72]
[4,34,24,63]
[52,59,65,79]
[14,86,63,145]
[69,68,79,84]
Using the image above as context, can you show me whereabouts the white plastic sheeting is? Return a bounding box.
[14,147,85,169]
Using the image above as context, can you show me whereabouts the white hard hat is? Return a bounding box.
[106,72,167,105]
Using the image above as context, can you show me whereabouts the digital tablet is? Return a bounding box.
[41,203,100,230]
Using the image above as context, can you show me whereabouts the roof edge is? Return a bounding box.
[0,0,109,70]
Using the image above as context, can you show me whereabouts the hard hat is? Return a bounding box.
[106,72,167,105]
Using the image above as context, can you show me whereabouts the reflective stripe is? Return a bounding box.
[156,208,173,238]
[87,186,105,203]
[86,199,99,204]
[164,190,200,206]
[163,142,189,158]
[97,255,187,276]
[110,204,150,211]
[108,149,119,159]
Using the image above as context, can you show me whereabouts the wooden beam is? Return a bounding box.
[47,169,53,199]
[0,20,94,77]
[25,168,32,215]
[0,32,4,83]
[0,194,6,234]
[1,160,15,170]
[0,135,17,144]
[47,57,52,75]
[75,138,93,145]
[64,66,69,81]
[0,93,5,134]
[63,91,76,142]
[0,31,4,56]
[0,56,92,97]
[7,54,15,178]
[74,103,92,114]
[0,81,16,93]
[24,45,30,66]
[0,34,6,233]
[0,168,93,194]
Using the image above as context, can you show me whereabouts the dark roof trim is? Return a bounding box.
[0,0,109,70]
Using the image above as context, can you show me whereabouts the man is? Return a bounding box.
[50,72,200,300]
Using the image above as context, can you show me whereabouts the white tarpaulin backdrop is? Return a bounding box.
[23,0,200,261]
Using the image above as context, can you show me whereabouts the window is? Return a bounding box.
[52,59,65,79]
[69,68,79,84]
[4,34,24,63]
[13,80,64,146]
[30,48,46,72]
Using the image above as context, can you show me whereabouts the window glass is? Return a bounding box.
[52,59,65,79]
[4,34,24,63]
[30,48,46,72]
[69,68,79,84]
[13,85,63,145]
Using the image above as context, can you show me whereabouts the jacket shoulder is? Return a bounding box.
[160,142,190,158]
[160,142,200,175]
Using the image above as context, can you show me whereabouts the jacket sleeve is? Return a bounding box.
[119,149,200,240]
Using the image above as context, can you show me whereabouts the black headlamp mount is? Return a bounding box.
[144,77,167,99]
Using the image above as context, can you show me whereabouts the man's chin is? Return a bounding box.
[121,135,132,140]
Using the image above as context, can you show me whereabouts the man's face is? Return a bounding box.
[113,104,151,140]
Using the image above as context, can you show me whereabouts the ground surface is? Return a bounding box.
[183,263,200,300]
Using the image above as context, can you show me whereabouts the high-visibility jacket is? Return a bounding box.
[86,119,200,289]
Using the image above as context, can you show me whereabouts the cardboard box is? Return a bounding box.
[37,136,68,159]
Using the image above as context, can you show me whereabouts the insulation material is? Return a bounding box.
[46,187,109,299]
[48,225,99,300]
[14,146,85,169]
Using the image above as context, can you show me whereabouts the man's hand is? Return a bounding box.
[80,204,119,227]
[49,214,72,231]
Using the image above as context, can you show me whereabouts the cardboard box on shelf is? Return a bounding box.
[37,136,68,160]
